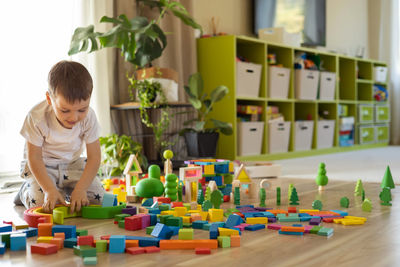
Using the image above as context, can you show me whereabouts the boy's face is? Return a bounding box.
[46,91,90,129]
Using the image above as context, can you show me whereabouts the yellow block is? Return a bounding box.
[37,236,53,243]
[200,211,209,221]
[246,217,268,225]
[218,228,239,236]
[229,162,234,173]
[117,191,127,203]
[187,210,201,214]
[344,216,367,222]
[333,218,344,224]
[203,165,215,175]
[208,209,223,222]
[299,209,319,213]
[341,219,365,225]
[174,207,187,217]
[15,224,29,230]
[197,205,202,211]
[161,210,174,216]
[181,216,191,223]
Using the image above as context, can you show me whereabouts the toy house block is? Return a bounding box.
[0,224,12,233]
[246,217,268,225]
[96,240,108,252]
[123,154,143,195]
[102,193,118,207]
[78,235,94,246]
[64,238,78,248]
[0,242,5,255]
[165,216,183,228]
[38,223,53,237]
[218,228,239,237]
[125,216,142,231]
[178,229,194,240]
[225,214,243,228]
[52,225,76,239]
[37,236,53,243]
[83,256,98,265]
[10,233,26,251]
[76,229,89,236]
[126,247,145,255]
[73,245,97,257]
[144,246,160,253]
[31,243,58,255]
[217,236,230,248]
[151,223,173,239]
[230,235,241,247]
[179,166,203,202]
[54,232,65,240]
[125,240,139,248]
[208,209,224,222]
[50,238,64,250]
[109,235,126,253]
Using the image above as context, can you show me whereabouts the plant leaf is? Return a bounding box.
[212,119,233,135]
[210,85,229,103]
[194,121,205,132]
[188,72,203,98]
[188,97,202,110]
[68,25,101,55]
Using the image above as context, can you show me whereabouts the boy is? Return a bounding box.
[14,60,105,213]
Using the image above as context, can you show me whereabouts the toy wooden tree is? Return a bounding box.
[288,183,294,201]
[340,197,350,208]
[211,190,223,209]
[165,173,178,201]
[177,184,183,202]
[315,162,329,190]
[312,200,322,210]
[379,187,392,206]
[276,187,281,205]
[234,187,241,205]
[362,189,365,201]
[381,166,395,189]
[197,184,204,205]
[135,165,164,198]
[163,150,173,175]
[205,187,211,201]
[259,188,266,207]
[354,179,364,196]
[289,187,299,205]
[202,200,212,211]
[362,198,372,212]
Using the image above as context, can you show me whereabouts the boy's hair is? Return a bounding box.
[48,61,93,103]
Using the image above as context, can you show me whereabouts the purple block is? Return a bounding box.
[255,207,268,211]
[267,224,282,230]
[139,214,151,228]
[268,217,277,223]
[122,207,137,216]
[235,223,251,231]
[309,217,322,225]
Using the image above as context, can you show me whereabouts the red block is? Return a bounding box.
[288,207,297,213]
[37,217,47,224]
[119,178,126,185]
[100,235,110,240]
[153,197,171,204]
[125,216,142,231]
[223,195,230,202]
[77,235,94,246]
[145,246,160,253]
[126,247,145,255]
[112,178,119,185]
[31,243,58,255]
[195,247,211,255]
[171,202,184,208]
[323,218,335,223]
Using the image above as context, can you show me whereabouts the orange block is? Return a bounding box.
[191,214,202,222]
[160,240,218,250]
[267,210,288,216]
[50,238,64,250]
[230,235,241,247]
[54,232,65,240]
[280,226,305,232]
[38,223,53,237]
[126,240,139,248]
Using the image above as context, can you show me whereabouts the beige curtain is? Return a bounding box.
[112,0,197,161]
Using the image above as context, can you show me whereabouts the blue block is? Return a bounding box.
[221,184,232,195]
[142,198,154,207]
[236,205,254,209]
[209,224,219,239]
[205,176,212,182]
[22,227,38,238]
[52,225,77,239]
[10,233,26,251]
[192,221,208,229]
[0,224,12,233]
[330,210,348,216]
[279,230,304,236]
[244,224,265,231]
[292,224,303,227]
[211,222,225,228]
[148,208,161,215]
[299,216,312,222]
[0,242,5,254]
[215,163,229,173]
[64,238,77,248]
[213,176,223,186]
[149,214,158,226]
[125,236,160,247]
[168,226,180,236]
[102,193,117,207]
[151,223,173,239]
[261,212,275,218]
[109,235,126,253]
[225,214,243,228]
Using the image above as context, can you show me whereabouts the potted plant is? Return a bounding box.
[99,134,148,177]
[68,0,202,158]
[180,73,233,157]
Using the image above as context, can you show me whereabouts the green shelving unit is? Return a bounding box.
[197,35,389,161]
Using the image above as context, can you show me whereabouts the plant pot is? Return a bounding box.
[136,67,179,102]
[184,132,219,158]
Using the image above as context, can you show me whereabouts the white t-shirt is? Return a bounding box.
[20,100,100,165]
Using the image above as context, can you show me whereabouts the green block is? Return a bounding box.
[159,215,173,224]
[278,217,300,222]
[73,245,97,257]
[183,222,192,228]
[202,223,211,230]
[310,226,323,234]
[95,240,107,253]
[146,226,155,235]
[83,256,97,265]
[288,213,299,217]
[183,203,191,211]
[81,204,126,219]
[276,213,287,218]
[0,233,11,248]
[317,227,334,236]
[76,229,88,236]
[178,229,194,240]
[159,204,170,211]
[114,214,131,222]
[166,216,183,228]
[118,220,125,228]
[53,210,64,224]
[217,236,230,248]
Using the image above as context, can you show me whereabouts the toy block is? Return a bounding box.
[31,243,58,255]
[121,207,137,216]
[146,226,155,235]
[246,217,268,225]
[171,202,184,208]
[15,224,29,230]
[54,232,65,240]
[118,220,125,228]
[73,245,97,257]
[109,235,126,253]
[317,227,334,236]
[218,228,239,236]
[161,210,174,216]
[309,218,322,225]
[0,242,5,255]
[64,238,77,248]
[159,204,171,211]
[76,229,88,236]
[100,235,110,240]
[192,221,208,229]
[149,214,157,226]
[83,256,97,265]
[166,216,183,228]
[190,214,202,222]
[217,236,230,248]
[344,216,367,222]
[78,235,94,246]
[278,216,300,222]
[125,240,139,248]
[138,207,149,214]
[340,219,365,226]
[10,233,26,251]
[280,226,305,232]
[153,197,171,204]
[145,246,160,253]
[96,240,108,252]
[200,211,209,221]
[38,223,53,237]
[178,229,194,240]
[159,215,173,224]
[244,224,265,231]
[142,198,153,207]
[0,224,12,233]
[195,247,211,254]
[151,223,173,239]
[288,207,297,213]
[183,222,192,228]
[37,236,53,243]
[267,224,282,230]
[278,230,303,236]
[102,193,117,207]
[168,226,180,236]
[209,209,223,222]
[52,225,76,239]
[125,216,142,231]
[50,238,64,250]
[22,227,38,238]
[126,247,146,255]
[115,214,131,223]
[173,207,187,217]
[225,214,243,228]
[37,217,47,224]
[330,210,348,216]
[126,195,140,203]
[235,223,250,231]
[159,240,218,250]
[310,226,323,234]
[125,236,160,247]
[230,235,241,247]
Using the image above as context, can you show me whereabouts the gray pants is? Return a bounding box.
[15,158,105,209]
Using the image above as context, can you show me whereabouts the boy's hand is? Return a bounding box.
[43,189,66,213]
[70,189,89,214]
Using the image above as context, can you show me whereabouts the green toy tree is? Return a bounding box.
[381,166,395,189]
[289,187,299,205]
[164,173,178,201]
[210,190,223,209]
[197,184,204,205]
[379,187,392,206]
[340,197,350,208]
[202,200,212,211]
[177,183,183,202]
[362,198,372,212]
[205,187,211,201]
[312,200,323,210]
[362,189,365,201]
[234,187,241,205]
[354,179,364,196]
[259,188,266,207]
[288,183,294,201]
[315,162,329,190]
[276,187,281,206]
[135,165,164,198]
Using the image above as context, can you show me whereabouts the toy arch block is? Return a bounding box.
[123,154,143,195]
[179,166,203,203]
[234,164,253,197]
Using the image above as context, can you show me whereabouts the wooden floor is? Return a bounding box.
[1,178,400,267]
